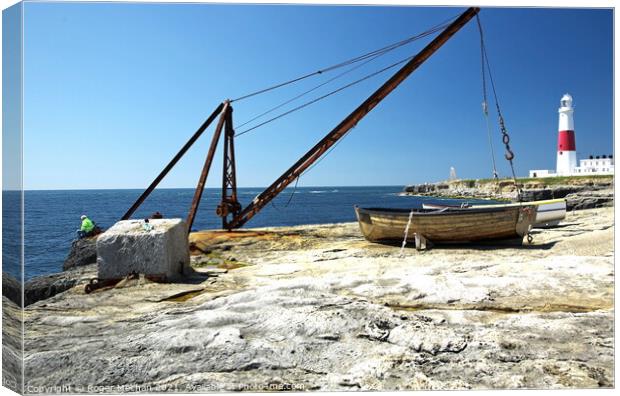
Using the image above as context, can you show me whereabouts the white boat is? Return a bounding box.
[422,199,566,228]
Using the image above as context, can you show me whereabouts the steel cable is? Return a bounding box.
[235,51,387,130]
[477,14,521,199]
[476,15,499,181]
[234,22,452,131]
[234,54,415,137]
[230,13,460,103]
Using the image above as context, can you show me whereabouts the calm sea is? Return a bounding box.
[3,187,490,279]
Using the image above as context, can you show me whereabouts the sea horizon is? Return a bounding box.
[8,186,466,279]
[17,184,410,192]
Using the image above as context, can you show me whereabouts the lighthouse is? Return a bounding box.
[556,93,577,175]
[529,93,613,178]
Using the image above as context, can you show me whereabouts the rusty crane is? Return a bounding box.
[121,7,481,232]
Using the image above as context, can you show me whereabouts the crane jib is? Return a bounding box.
[226,7,481,229]
[120,7,481,231]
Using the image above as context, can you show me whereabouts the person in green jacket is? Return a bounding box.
[76,215,95,239]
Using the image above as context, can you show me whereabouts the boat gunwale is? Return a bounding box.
[422,199,566,210]
[354,205,528,217]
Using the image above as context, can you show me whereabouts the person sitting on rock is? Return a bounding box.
[150,211,163,219]
[76,215,96,239]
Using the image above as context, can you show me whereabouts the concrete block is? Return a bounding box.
[96,219,189,280]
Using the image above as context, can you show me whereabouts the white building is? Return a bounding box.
[529,94,614,178]
[573,155,614,175]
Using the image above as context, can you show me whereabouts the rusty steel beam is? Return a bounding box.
[227,7,480,229]
[186,101,230,232]
[217,105,241,229]
[121,102,225,221]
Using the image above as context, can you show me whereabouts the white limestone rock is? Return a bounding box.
[96,219,189,280]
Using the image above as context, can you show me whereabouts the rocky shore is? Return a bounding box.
[3,238,99,308]
[3,206,614,391]
[8,177,613,309]
[403,176,614,211]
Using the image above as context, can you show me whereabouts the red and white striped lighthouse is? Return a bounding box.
[556,93,577,175]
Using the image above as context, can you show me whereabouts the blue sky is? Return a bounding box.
[3,3,22,191]
[16,3,613,189]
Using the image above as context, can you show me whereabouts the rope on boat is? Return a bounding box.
[399,210,415,256]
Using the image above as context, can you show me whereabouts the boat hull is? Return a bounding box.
[422,199,566,228]
[355,205,537,244]
[529,200,566,228]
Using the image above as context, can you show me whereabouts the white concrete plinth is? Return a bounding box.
[96,219,190,280]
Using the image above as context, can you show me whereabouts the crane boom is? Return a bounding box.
[226,6,480,229]
[121,102,225,221]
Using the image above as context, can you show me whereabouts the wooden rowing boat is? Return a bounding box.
[354,204,537,245]
[422,199,566,228]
